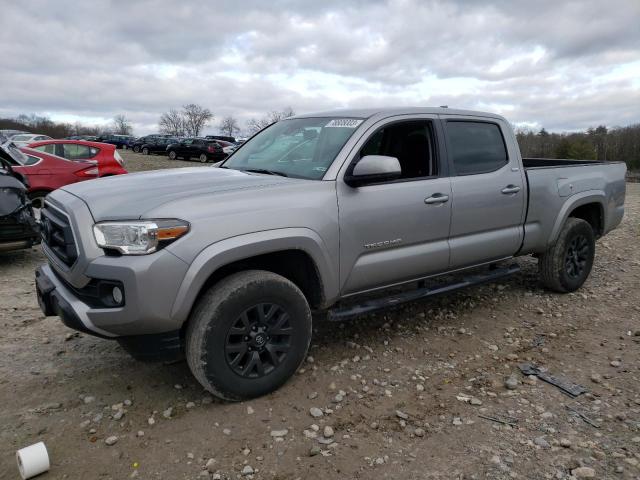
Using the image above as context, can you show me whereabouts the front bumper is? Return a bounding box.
[36,263,185,361]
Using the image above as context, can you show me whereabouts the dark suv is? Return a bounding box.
[98,134,135,149]
[139,137,178,156]
[166,138,226,163]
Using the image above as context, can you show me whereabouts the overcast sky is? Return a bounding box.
[1,0,638,135]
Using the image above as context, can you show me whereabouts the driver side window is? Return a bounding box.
[359,120,437,179]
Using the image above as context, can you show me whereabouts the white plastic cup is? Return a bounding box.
[16,442,50,479]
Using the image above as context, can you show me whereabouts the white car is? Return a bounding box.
[10,133,52,146]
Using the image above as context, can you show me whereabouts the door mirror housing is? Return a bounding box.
[344,155,402,187]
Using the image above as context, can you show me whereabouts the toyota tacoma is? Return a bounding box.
[35,108,626,400]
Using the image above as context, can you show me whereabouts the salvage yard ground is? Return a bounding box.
[0,151,639,479]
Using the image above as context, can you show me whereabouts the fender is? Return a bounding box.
[170,227,339,322]
[547,190,605,248]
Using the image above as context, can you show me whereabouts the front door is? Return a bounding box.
[337,117,452,295]
[442,118,526,268]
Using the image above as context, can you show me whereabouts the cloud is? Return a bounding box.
[0,0,638,134]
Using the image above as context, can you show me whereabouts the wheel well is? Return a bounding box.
[195,250,324,311]
[569,203,603,236]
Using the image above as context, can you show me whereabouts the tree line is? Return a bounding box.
[2,111,639,171]
[158,105,295,138]
[516,124,640,169]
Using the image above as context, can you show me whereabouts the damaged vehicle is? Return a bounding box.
[0,137,39,252]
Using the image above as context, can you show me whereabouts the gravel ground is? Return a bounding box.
[0,154,638,479]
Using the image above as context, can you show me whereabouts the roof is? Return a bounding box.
[291,106,506,121]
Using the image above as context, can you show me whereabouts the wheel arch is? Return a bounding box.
[548,191,605,247]
[170,228,339,325]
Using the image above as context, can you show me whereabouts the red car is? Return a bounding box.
[8,147,104,218]
[27,139,128,177]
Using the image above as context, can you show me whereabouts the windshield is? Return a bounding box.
[222,117,363,179]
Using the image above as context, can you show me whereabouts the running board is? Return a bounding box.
[327,263,520,321]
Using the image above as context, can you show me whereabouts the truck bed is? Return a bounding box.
[523,158,611,169]
[519,158,626,254]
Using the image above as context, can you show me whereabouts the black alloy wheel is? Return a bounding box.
[224,303,292,378]
[565,234,589,279]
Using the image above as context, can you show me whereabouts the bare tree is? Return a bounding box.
[219,116,240,138]
[246,107,296,134]
[182,104,213,137]
[159,109,185,136]
[113,114,132,135]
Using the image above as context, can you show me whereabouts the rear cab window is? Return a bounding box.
[445,121,508,175]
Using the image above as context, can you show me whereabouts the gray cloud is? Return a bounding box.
[0,0,638,134]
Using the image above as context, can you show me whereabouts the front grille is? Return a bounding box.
[41,205,78,266]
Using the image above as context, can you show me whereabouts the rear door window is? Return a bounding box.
[62,143,95,159]
[446,122,508,175]
[33,144,56,155]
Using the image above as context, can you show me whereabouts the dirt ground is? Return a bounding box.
[1,152,638,479]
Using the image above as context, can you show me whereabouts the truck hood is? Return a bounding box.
[61,167,291,220]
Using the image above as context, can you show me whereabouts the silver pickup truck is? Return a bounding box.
[35,107,626,400]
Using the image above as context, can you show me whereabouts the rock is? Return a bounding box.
[309,446,321,457]
[148,417,155,425]
[504,374,519,390]
[534,436,550,449]
[610,360,621,367]
[308,392,318,400]
[113,409,125,421]
[246,406,254,415]
[186,402,196,409]
[137,430,144,437]
[590,373,602,384]
[559,438,572,448]
[104,435,118,446]
[395,410,409,420]
[488,344,499,352]
[270,429,288,438]
[83,396,95,404]
[416,384,425,392]
[414,428,425,437]
[205,458,217,472]
[163,407,174,419]
[309,407,323,418]
[123,399,132,407]
[212,474,221,480]
[470,397,482,406]
[571,466,596,478]
[375,457,385,465]
[222,428,231,435]
[323,426,334,438]
[241,465,254,475]
[452,417,463,426]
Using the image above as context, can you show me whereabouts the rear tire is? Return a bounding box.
[199,153,208,163]
[142,147,149,155]
[186,270,312,401]
[539,217,595,293]
[133,146,140,153]
[168,150,177,160]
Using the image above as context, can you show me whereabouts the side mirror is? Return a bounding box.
[344,155,402,187]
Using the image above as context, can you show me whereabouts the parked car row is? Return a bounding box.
[130,134,236,162]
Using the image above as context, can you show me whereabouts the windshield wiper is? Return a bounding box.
[243,168,288,177]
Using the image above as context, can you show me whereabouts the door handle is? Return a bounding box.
[501,185,521,194]
[424,193,449,204]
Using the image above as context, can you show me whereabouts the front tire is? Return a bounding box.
[539,217,595,293]
[142,147,149,155]
[186,270,312,401]
[133,146,140,153]
[199,153,208,163]
[168,150,177,160]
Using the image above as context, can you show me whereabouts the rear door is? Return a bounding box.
[442,117,526,268]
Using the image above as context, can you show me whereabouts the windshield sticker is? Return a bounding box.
[325,119,363,128]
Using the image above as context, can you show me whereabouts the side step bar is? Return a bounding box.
[327,263,520,321]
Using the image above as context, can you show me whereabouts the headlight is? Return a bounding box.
[93,219,189,255]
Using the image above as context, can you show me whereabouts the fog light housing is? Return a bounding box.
[112,286,123,305]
